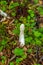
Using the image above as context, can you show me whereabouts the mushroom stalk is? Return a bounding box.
[0,10,10,22]
[19,24,25,47]
[0,10,7,17]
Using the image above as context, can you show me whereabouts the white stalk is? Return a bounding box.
[0,17,6,22]
[19,24,25,47]
[0,10,7,17]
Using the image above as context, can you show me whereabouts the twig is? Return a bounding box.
[36,46,39,63]
[39,56,43,62]
[9,19,15,25]
[8,55,16,65]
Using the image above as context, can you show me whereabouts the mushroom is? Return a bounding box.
[0,10,10,22]
[0,10,7,17]
[19,24,25,47]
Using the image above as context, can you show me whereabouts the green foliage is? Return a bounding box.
[37,6,43,15]
[1,56,6,64]
[0,1,7,5]
[15,50,27,65]
[13,48,27,65]
[9,2,19,9]
[12,24,20,35]
[34,63,41,65]
[27,10,35,18]
[0,1,7,11]
[0,23,6,36]
[16,58,23,64]
[35,38,42,46]
[13,48,24,57]
[10,62,14,65]
[27,16,31,20]
[0,1,43,65]
[34,0,39,4]
[16,55,27,65]
[0,46,3,52]
[25,36,33,44]
[19,16,27,23]
[39,28,43,33]
[11,11,16,16]
[14,19,19,24]
[1,39,7,46]
[33,30,42,38]
[27,48,33,54]
[19,0,28,7]
[12,29,19,35]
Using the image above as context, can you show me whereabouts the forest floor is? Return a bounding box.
[0,0,43,65]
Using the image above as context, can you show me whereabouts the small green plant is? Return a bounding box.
[27,48,33,54]
[16,58,23,64]
[13,48,24,56]
[1,39,7,46]
[11,11,16,17]
[16,54,27,65]
[27,9,35,18]
[0,46,3,52]
[25,36,33,44]
[10,62,14,65]
[0,1,7,11]
[1,56,6,64]
[33,30,42,38]
[19,16,27,23]
[9,2,19,9]
[13,48,27,65]
[34,0,39,4]
[37,6,43,16]
[12,24,20,35]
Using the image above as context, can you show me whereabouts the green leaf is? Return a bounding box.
[15,19,19,23]
[34,0,38,4]
[1,6,6,11]
[25,36,33,44]
[12,29,19,35]
[2,60,5,64]
[27,16,31,20]
[27,10,35,18]
[11,12,16,16]
[10,62,14,65]
[16,58,23,63]
[35,38,42,46]
[37,6,43,15]
[9,2,19,9]
[33,31,42,37]
[30,13,34,17]
[27,10,34,14]
[0,46,3,52]
[13,48,24,56]
[27,48,32,54]
[39,28,43,33]
[1,56,6,64]
[1,39,7,45]
[0,1,7,5]
[1,56,6,59]
[22,54,27,59]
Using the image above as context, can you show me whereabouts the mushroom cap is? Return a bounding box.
[20,24,25,31]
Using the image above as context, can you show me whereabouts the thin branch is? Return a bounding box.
[8,55,16,65]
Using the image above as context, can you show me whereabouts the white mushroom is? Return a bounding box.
[0,10,10,22]
[19,24,25,47]
[0,10,7,17]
